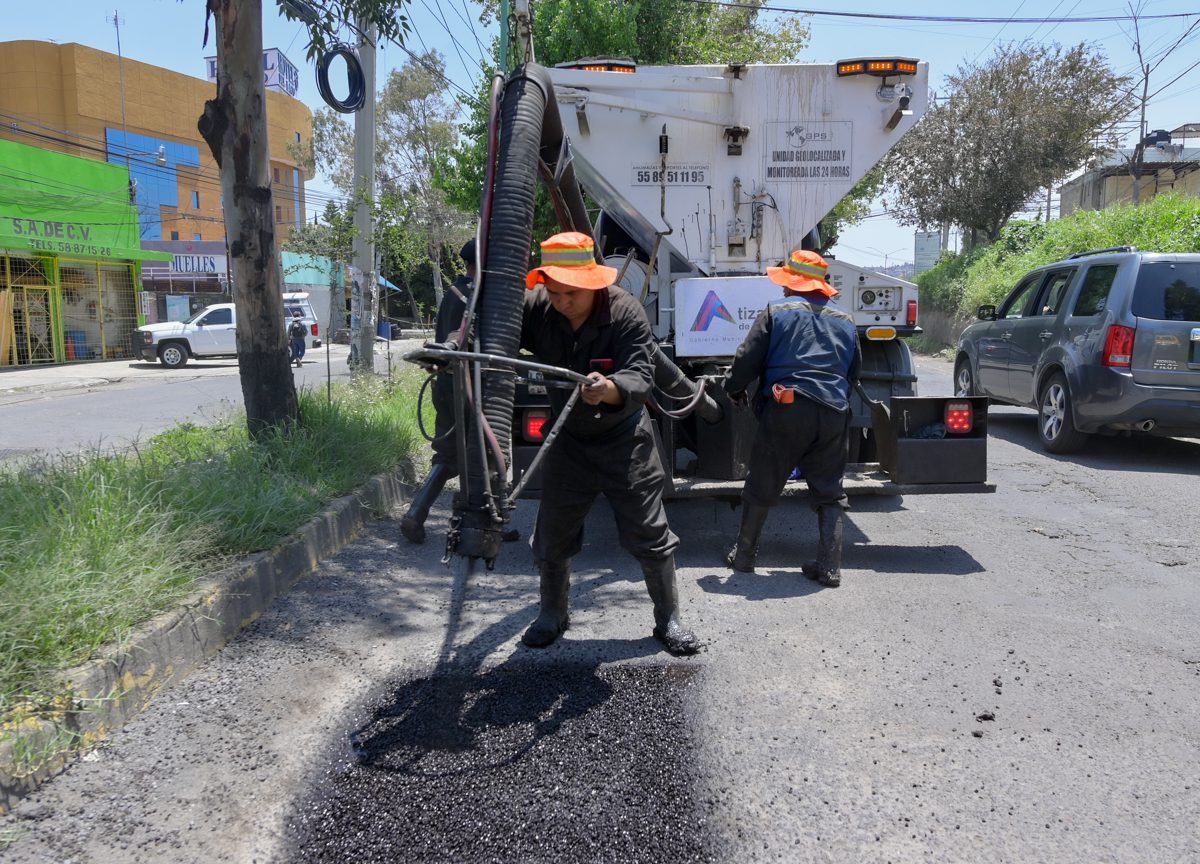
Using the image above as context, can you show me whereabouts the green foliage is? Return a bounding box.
[820,166,884,253]
[284,200,357,265]
[887,42,1132,242]
[275,0,412,61]
[916,194,1200,318]
[0,375,421,718]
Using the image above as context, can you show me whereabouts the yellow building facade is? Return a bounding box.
[0,40,311,244]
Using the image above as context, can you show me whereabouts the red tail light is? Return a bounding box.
[906,299,918,327]
[310,322,318,336]
[522,409,549,442]
[944,400,973,434]
[1102,324,1135,367]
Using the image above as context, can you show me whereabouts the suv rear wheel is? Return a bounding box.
[159,342,189,369]
[1038,372,1087,453]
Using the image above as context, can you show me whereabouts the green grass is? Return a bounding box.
[0,373,423,720]
[917,194,1200,319]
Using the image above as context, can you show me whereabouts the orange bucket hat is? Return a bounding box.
[525,231,618,290]
[766,249,837,297]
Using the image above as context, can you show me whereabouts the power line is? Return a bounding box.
[674,0,1200,24]
[452,0,491,65]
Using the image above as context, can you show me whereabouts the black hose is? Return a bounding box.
[316,44,366,113]
[452,64,593,560]
[651,344,723,424]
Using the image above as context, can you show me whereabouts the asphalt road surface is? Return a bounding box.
[3,355,1198,863]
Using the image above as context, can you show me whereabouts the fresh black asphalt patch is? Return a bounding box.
[286,663,715,863]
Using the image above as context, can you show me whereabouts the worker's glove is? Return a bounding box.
[409,340,457,372]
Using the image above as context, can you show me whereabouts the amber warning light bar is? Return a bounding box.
[837,58,919,77]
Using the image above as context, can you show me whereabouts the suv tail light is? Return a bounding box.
[1102,324,1135,367]
[310,322,318,336]
[906,299,918,327]
[522,409,549,442]
[944,400,973,434]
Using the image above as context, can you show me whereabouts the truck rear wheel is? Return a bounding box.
[159,342,189,369]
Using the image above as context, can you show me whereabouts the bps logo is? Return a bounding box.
[690,290,735,331]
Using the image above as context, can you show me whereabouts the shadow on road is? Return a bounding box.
[986,407,1200,476]
[696,569,824,600]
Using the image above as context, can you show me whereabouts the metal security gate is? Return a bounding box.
[59,259,138,361]
[0,253,140,365]
[1,255,56,366]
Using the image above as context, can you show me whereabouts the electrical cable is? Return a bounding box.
[315,43,367,113]
[672,0,1200,25]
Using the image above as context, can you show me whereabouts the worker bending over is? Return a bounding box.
[723,249,861,587]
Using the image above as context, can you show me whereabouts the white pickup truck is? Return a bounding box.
[136,293,320,368]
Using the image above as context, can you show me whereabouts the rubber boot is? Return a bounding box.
[399,463,453,544]
[522,561,571,648]
[640,557,701,656]
[802,506,844,588]
[725,503,771,573]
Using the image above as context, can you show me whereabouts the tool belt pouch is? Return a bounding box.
[771,383,795,404]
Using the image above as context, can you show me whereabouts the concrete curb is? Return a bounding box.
[0,467,413,813]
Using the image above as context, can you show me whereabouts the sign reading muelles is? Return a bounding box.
[764,121,853,181]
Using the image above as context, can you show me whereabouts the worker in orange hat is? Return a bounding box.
[518,231,699,655]
[723,248,861,587]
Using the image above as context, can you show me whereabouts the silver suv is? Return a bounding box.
[954,247,1200,453]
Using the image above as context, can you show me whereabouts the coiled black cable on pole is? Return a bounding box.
[316,44,366,113]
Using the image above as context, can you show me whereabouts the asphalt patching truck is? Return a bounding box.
[410,55,991,563]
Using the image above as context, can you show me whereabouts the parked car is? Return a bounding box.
[137,295,322,369]
[137,303,238,368]
[954,247,1200,453]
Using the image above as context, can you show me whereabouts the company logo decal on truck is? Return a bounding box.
[691,290,737,331]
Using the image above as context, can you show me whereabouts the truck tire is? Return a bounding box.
[1038,372,1087,454]
[158,342,189,369]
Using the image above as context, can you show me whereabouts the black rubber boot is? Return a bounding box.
[522,561,571,648]
[399,463,453,544]
[802,506,844,588]
[725,503,771,573]
[640,557,701,656]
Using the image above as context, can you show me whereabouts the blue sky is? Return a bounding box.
[6,1,1199,267]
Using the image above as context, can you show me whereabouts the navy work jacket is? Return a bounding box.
[725,293,861,412]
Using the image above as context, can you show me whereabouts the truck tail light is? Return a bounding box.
[906,299,918,327]
[1102,324,1135,367]
[944,400,973,434]
[310,322,318,336]
[522,409,549,442]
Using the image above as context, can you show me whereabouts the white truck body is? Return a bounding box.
[547,60,929,342]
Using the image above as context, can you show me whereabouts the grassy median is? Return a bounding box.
[0,372,425,721]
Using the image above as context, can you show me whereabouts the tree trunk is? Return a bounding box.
[199,0,298,438]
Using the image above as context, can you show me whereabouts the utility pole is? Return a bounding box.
[108,10,129,158]
[349,19,378,371]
